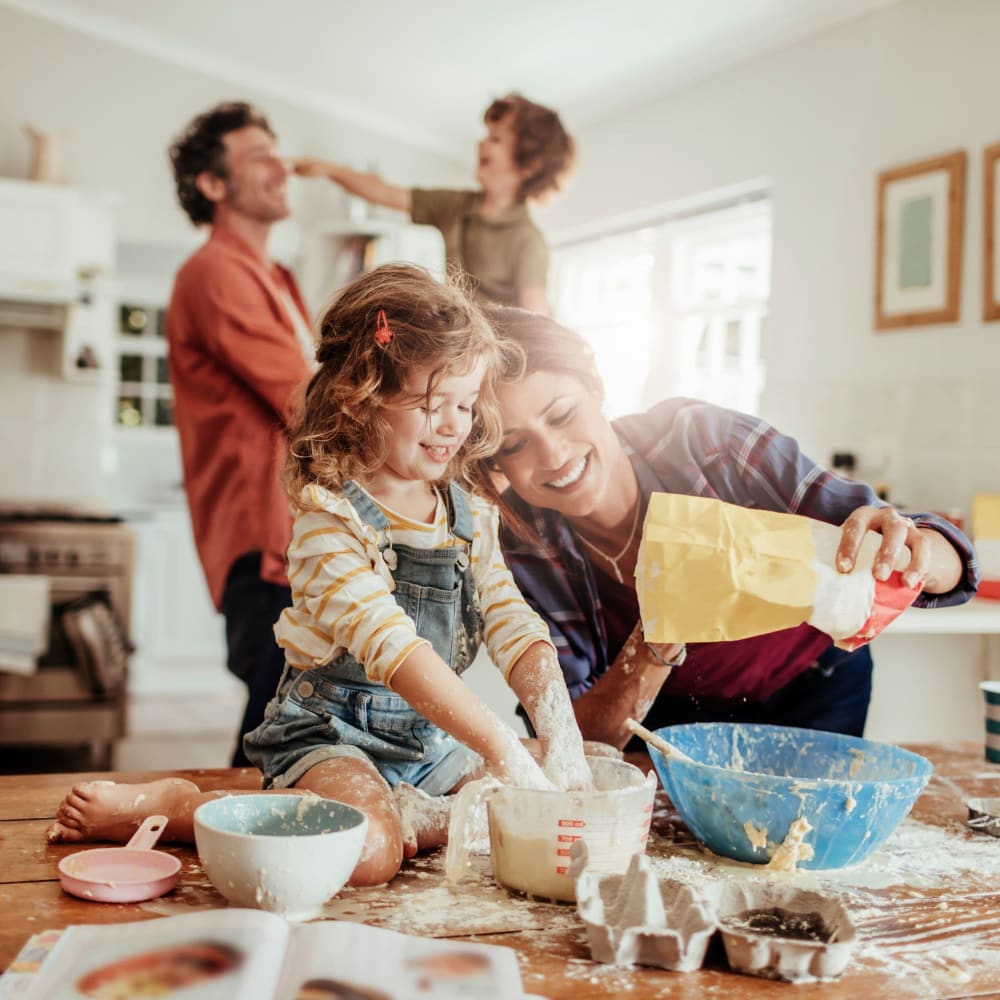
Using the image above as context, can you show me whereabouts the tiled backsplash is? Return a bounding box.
[764,377,1000,522]
[0,328,114,506]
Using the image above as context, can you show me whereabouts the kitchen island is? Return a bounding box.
[2,744,999,998]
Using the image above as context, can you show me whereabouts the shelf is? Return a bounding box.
[300,218,444,310]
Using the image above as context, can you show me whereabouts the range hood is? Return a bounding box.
[0,177,118,338]
[0,273,80,332]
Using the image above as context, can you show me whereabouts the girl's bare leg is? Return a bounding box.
[294,755,403,887]
[45,778,235,844]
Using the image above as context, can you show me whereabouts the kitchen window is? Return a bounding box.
[551,192,771,419]
[116,301,173,429]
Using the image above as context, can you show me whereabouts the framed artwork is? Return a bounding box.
[984,143,1000,321]
[874,150,966,330]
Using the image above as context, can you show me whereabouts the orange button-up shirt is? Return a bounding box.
[166,226,313,609]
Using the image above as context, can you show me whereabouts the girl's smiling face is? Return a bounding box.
[366,359,487,501]
[494,370,621,521]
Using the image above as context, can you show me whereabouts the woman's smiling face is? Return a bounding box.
[494,370,621,520]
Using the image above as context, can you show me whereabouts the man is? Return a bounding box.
[166,102,313,765]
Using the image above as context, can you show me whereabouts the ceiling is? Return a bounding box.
[5,0,895,160]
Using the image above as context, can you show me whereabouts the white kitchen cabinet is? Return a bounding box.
[299,219,444,314]
[0,178,116,292]
[0,178,120,384]
[128,507,232,696]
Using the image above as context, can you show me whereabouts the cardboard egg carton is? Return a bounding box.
[967,797,1000,837]
[570,843,857,983]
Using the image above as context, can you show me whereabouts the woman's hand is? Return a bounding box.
[836,505,961,594]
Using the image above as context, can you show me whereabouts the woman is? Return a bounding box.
[481,308,979,750]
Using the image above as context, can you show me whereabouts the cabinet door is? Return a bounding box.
[0,180,78,290]
[130,509,227,692]
[0,178,117,293]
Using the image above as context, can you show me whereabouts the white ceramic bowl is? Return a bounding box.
[194,794,367,920]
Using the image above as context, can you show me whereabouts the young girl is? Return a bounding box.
[47,264,592,887]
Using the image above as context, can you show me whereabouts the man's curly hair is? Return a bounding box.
[168,101,274,225]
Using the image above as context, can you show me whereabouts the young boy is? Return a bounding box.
[293,93,574,314]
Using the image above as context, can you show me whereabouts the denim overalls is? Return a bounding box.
[244,481,484,796]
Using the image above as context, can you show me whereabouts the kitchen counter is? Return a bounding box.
[886,596,1000,634]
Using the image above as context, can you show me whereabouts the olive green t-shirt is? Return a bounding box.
[410,188,548,307]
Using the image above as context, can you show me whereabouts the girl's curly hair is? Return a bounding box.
[285,263,524,507]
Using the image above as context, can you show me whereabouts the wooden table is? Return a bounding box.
[2,745,1000,998]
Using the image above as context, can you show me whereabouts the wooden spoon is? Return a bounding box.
[624,718,695,765]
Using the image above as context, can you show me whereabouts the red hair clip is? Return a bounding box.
[374,309,393,346]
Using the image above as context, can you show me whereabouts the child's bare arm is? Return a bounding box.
[290,158,412,213]
[390,644,552,790]
[508,641,593,791]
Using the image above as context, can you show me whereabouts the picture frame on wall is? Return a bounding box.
[874,150,965,330]
[984,143,1000,321]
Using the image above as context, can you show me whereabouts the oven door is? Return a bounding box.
[0,573,126,701]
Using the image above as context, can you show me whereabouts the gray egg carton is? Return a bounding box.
[967,797,1000,837]
[570,842,857,983]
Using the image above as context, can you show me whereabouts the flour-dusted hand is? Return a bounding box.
[507,641,594,792]
[486,728,555,791]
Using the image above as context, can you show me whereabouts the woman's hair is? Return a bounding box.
[478,306,604,540]
[484,93,575,203]
[285,264,523,504]
[486,306,603,399]
[168,101,274,225]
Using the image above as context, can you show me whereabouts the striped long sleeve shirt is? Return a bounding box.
[274,483,554,687]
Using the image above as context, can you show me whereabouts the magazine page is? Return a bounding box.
[275,921,524,1000]
[0,930,65,999]
[20,909,291,1000]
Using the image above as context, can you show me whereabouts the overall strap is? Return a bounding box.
[445,482,474,543]
[339,481,390,534]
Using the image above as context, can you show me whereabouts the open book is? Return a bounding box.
[1,909,524,1000]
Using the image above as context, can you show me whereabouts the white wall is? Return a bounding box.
[0,4,466,505]
[0,6,465,247]
[541,0,999,520]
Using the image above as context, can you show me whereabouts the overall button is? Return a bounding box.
[456,550,470,570]
[297,680,315,698]
[383,549,398,570]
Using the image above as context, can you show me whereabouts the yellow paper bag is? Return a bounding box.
[636,493,817,643]
[636,493,920,647]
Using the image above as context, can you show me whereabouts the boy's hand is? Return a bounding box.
[288,156,333,179]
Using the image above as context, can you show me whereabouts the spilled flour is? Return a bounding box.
[645,800,1000,997]
[325,853,581,938]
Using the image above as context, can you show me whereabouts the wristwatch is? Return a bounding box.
[648,642,687,669]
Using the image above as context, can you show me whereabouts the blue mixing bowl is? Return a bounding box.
[650,723,932,869]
